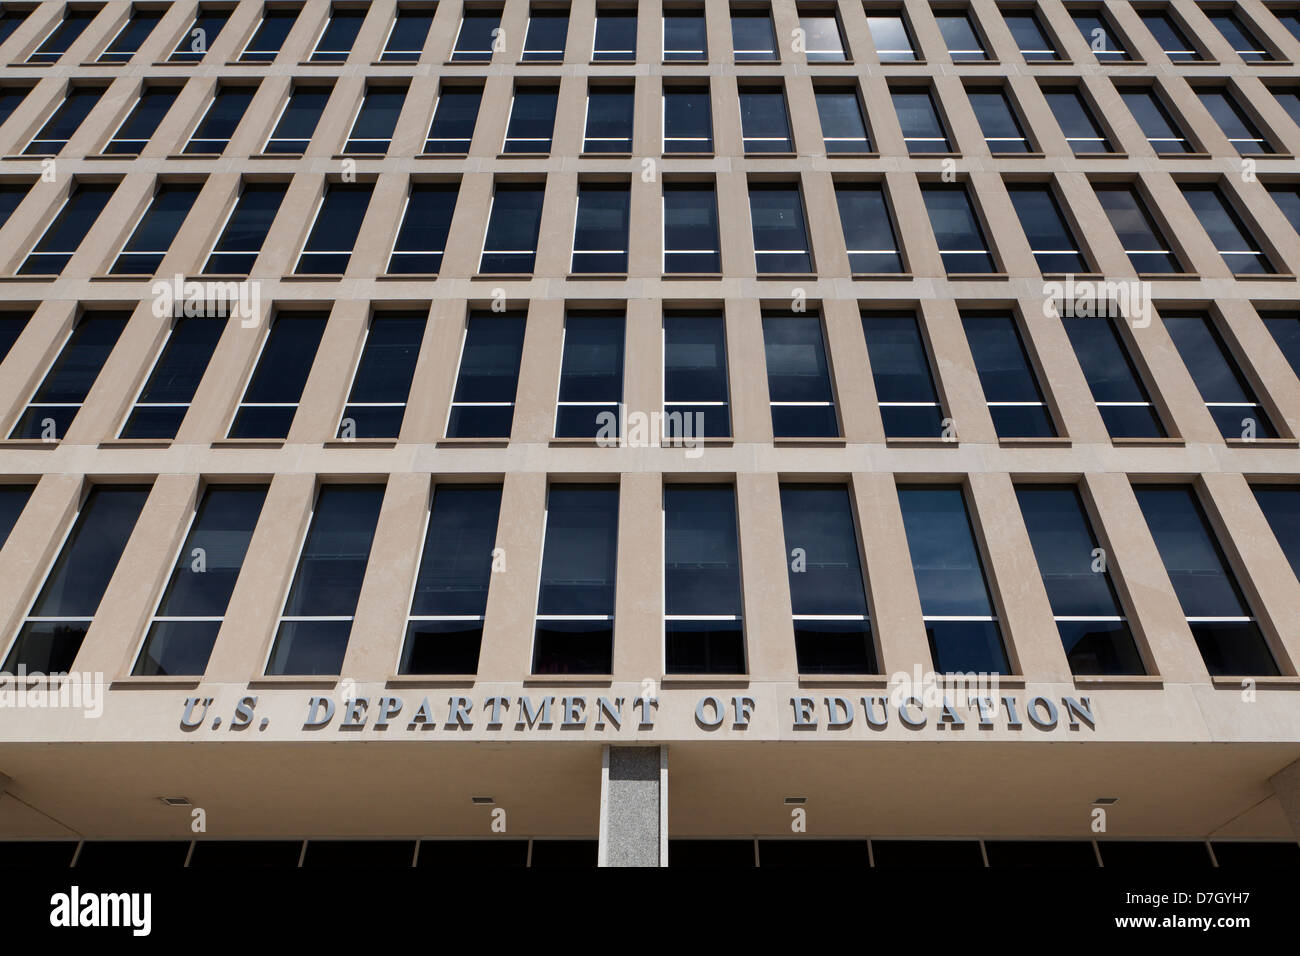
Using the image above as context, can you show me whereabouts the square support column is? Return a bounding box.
[598,745,667,867]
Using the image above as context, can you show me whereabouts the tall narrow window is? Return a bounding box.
[3,485,150,673]
[571,182,629,273]
[1094,183,1182,273]
[446,311,526,438]
[815,87,870,153]
[1140,10,1202,61]
[663,85,712,152]
[296,181,373,274]
[18,181,116,275]
[452,9,500,61]
[836,183,902,273]
[922,183,995,273]
[504,86,558,152]
[556,313,625,437]
[0,7,33,48]
[382,6,434,62]
[523,8,568,61]
[739,86,792,152]
[892,87,951,153]
[311,6,367,61]
[968,88,1031,153]
[1266,184,1300,235]
[344,85,406,154]
[24,86,104,155]
[934,9,987,61]
[862,311,945,437]
[799,10,846,61]
[763,313,837,437]
[424,85,482,153]
[1016,485,1145,675]
[1198,88,1275,154]
[664,311,729,437]
[779,484,875,674]
[1205,8,1273,62]
[1135,485,1278,676]
[105,85,180,154]
[169,7,231,63]
[866,11,916,60]
[1043,88,1113,153]
[338,311,427,439]
[0,485,33,549]
[1277,7,1300,43]
[228,312,328,438]
[1180,183,1274,275]
[0,183,28,231]
[135,485,267,676]
[480,182,545,273]
[240,7,298,62]
[1003,8,1059,60]
[665,485,744,673]
[731,7,777,60]
[749,182,811,273]
[120,316,224,438]
[1262,313,1300,379]
[1119,86,1193,154]
[1062,314,1166,438]
[593,7,637,60]
[28,8,99,63]
[100,7,164,62]
[184,85,255,154]
[0,86,33,128]
[533,485,619,674]
[111,181,202,275]
[1006,182,1087,272]
[388,182,458,274]
[0,311,31,363]
[1071,8,1131,61]
[898,486,1009,674]
[204,181,286,274]
[267,484,385,676]
[961,311,1056,437]
[584,86,634,152]
[263,84,330,154]
[1253,485,1300,583]
[664,182,720,273]
[663,7,706,60]
[11,310,129,439]
[1163,310,1276,439]
[400,485,503,674]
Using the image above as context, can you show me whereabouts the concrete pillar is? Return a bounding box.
[598,745,666,867]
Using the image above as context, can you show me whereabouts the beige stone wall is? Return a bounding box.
[0,0,1295,726]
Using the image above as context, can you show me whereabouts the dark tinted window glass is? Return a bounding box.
[30,8,99,63]
[20,182,115,274]
[1016,485,1144,675]
[749,183,811,273]
[1072,10,1129,61]
[205,182,286,273]
[1164,311,1275,438]
[1004,10,1059,60]
[312,7,367,61]
[1206,10,1272,61]
[1252,485,1300,583]
[447,312,527,438]
[779,484,875,674]
[862,311,944,437]
[228,313,328,438]
[1141,11,1200,61]
[1198,89,1274,154]
[184,86,255,154]
[339,312,427,438]
[665,485,744,674]
[815,89,870,152]
[762,314,837,437]
[112,182,202,275]
[664,182,720,273]
[0,311,30,363]
[11,311,129,438]
[836,184,901,273]
[922,183,995,273]
[663,10,706,60]
[0,86,32,127]
[106,86,179,154]
[425,86,482,153]
[572,183,629,273]
[481,184,545,273]
[1120,88,1192,154]
[739,87,791,152]
[584,87,634,152]
[1094,183,1181,273]
[664,86,712,152]
[897,486,1009,674]
[962,312,1055,437]
[383,7,434,61]
[731,9,776,60]
[523,10,568,61]
[892,87,950,152]
[935,12,986,60]
[120,316,225,438]
[0,485,33,550]
[344,86,407,154]
[1180,184,1273,275]
[1262,314,1300,379]
[388,183,457,274]
[968,89,1029,152]
[453,10,501,61]
[1043,89,1112,153]
[556,313,624,437]
[1007,183,1086,273]
[1062,316,1165,438]
[24,86,104,155]
[135,485,267,676]
[533,485,619,674]
[241,8,298,61]
[102,8,164,61]
[265,85,330,154]
[504,88,558,152]
[0,183,29,230]
[170,9,231,62]
[866,13,915,61]
[4,485,150,673]
[664,311,729,438]
[297,182,373,274]
[400,484,503,674]
[593,9,637,60]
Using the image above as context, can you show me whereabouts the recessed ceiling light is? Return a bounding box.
[784,797,806,805]
[1093,797,1119,805]
[471,796,494,805]
[159,796,191,807]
